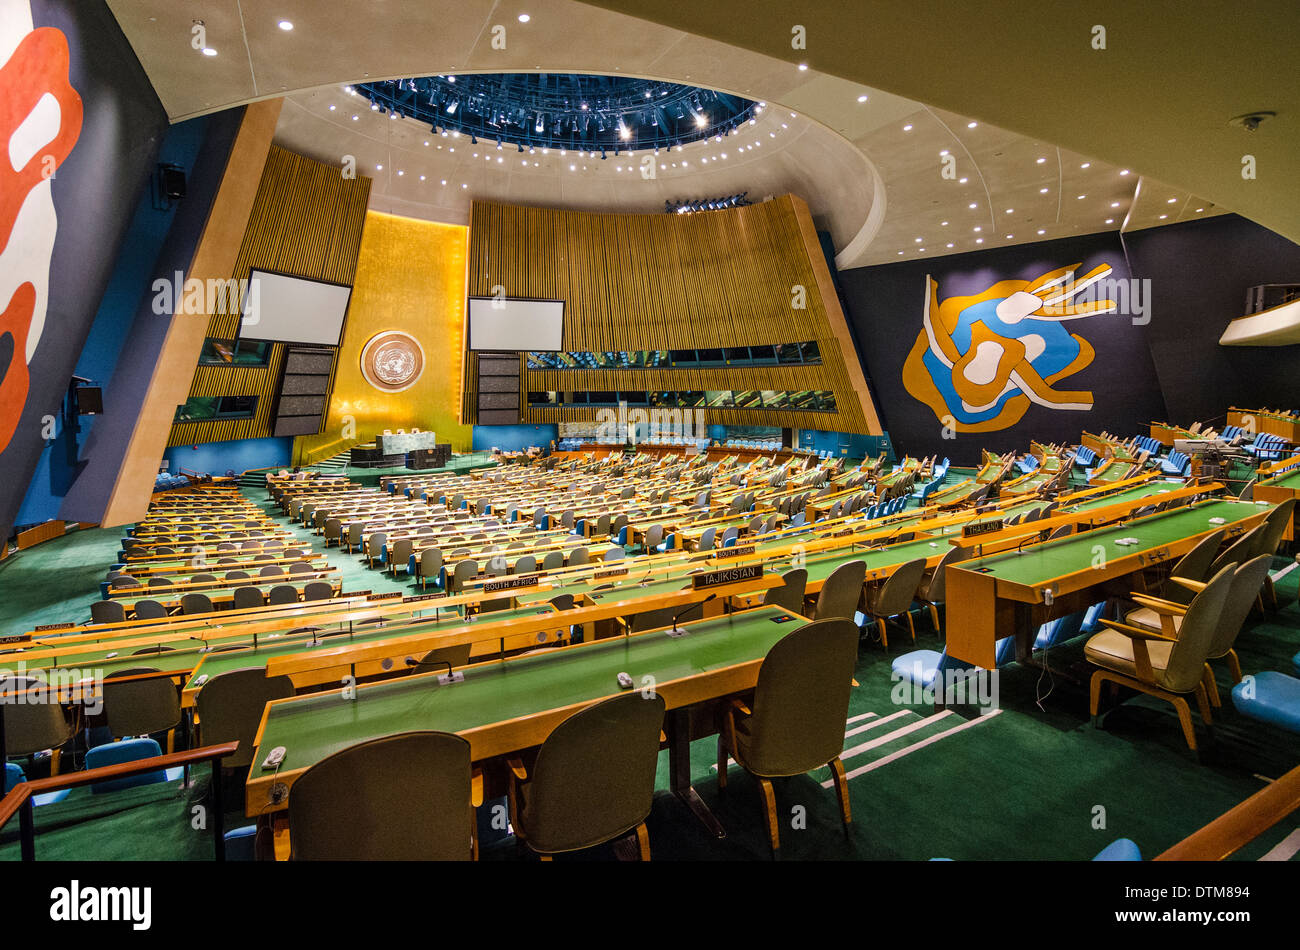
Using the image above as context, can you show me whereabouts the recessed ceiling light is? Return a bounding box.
[1105,218,1115,224]
[919,248,925,253]
[1167,197,1177,203]
[1005,208,1014,213]
[1077,194,1086,199]
[967,121,977,129]
[1037,229,1045,235]
[1196,207,1204,213]
[939,149,949,156]
[518,13,530,22]
[959,177,968,184]
[1120,169,1130,176]
[440,179,446,185]
[419,175,425,181]
[903,124,913,131]
[973,226,982,232]
[975,238,984,244]
[946,242,954,248]
[397,170,404,176]
[328,105,336,111]
[857,94,868,103]
[915,237,922,243]
[1159,214,1168,219]
[969,202,977,209]
[1006,234,1014,239]
[1036,157,1046,164]
[898,251,905,256]
[202,47,217,56]
[798,63,808,71]
[1080,162,1091,169]
[940,221,948,226]
[1111,201,1120,208]
[278,20,293,31]
[461,183,467,189]
[351,115,358,121]
[376,164,382,170]
[1040,187,1048,193]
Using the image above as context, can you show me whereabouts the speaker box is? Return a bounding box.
[160,165,187,200]
[76,386,103,415]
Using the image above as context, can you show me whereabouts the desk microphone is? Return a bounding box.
[668,593,716,638]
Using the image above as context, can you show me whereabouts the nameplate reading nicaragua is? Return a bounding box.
[962,519,1004,539]
[403,592,446,603]
[366,591,402,601]
[593,567,628,580]
[692,564,762,590]
[483,575,536,594]
[715,545,755,560]
[33,623,74,633]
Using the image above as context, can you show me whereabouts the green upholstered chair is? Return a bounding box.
[717,618,859,855]
[232,585,264,610]
[267,585,299,606]
[508,691,666,860]
[811,559,865,623]
[1086,564,1235,751]
[762,568,808,615]
[132,599,168,620]
[303,581,333,602]
[861,557,928,649]
[288,731,477,861]
[195,668,296,772]
[405,642,473,674]
[180,592,214,615]
[103,668,182,752]
[91,600,126,624]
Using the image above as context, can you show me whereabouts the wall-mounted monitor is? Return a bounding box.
[240,269,352,347]
[467,297,564,351]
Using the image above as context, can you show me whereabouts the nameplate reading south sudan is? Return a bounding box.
[715,545,755,560]
[483,575,536,594]
[593,567,628,580]
[33,623,74,633]
[366,592,402,601]
[403,592,446,603]
[962,519,1004,539]
[692,564,763,590]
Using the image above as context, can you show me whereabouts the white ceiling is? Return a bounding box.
[106,0,1233,270]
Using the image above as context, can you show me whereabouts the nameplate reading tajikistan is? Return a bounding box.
[692,564,763,590]
[962,519,1004,539]
[483,575,536,594]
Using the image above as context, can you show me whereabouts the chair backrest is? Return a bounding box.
[737,618,859,776]
[923,545,969,605]
[1253,497,1296,560]
[1158,564,1236,692]
[762,568,807,614]
[233,586,265,610]
[196,668,296,771]
[450,559,478,592]
[644,524,664,549]
[258,565,284,578]
[0,677,73,755]
[103,669,181,739]
[1208,525,1264,577]
[133,600,168,620]
[568,547,591,567]
[813,560,866,621]
[268,585,300,605]
[288,561,314,575]
[870,558,928,618]
[521,692,666,854]
[1206,555,1273,660]
[420,547,444,576]
[289,731,474,860]
[1161,527,1225,603]
[303,581,334,602]
[91,600,126,624]
[697,526,717,551]
[181,593,214,615]
[391,538,414,564]
[514,554,538,575]
[540,549,563,572]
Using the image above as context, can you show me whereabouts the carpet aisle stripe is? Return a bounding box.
[831,709,1004,784]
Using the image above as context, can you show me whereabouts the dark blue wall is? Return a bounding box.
[15,116,212,527]
[472,425,558,452]
[163,437,292,476]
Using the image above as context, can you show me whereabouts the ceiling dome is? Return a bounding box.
[354,73,758,154]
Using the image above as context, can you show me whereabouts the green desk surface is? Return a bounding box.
[956,499,1263,588]
[1063,481,1181,513]
[1261,469,1300,490]
[253,606,798,775]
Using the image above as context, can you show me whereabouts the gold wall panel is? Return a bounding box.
[464,194,882,433]
[167,145,371,447]
[295,210,473,461]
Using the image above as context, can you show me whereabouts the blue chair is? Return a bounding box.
[1034,610,1087,649]
[1093,838,1142,861]
[1231,672,1300,734]
[84,738,183,794]
[4,762,72,805]
[890,636,1015,704]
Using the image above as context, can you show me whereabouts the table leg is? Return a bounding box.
[666,706,726,839]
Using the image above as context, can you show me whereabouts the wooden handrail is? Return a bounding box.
[1155,763,1300,860]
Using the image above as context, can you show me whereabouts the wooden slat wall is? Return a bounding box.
[167,147,371,447]
[463,195,880,432]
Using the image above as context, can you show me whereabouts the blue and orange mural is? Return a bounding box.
[903,263,1117,433]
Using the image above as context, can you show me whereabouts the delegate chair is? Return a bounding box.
[1143,528,1225,606]
[508,692,666,860]
[762,569,808,615]
[102,670,183,753]
[717,619,858,856]
[811,560,866,623]
[1207,525,1263,578]
[417,547,444,590]
[85,737,177,794]
[181,593,215,615]
[860,558,928,650]
[268,585,300,606]
[915,546,968,634]
[387,538,414,576]
[233,586,264,610]
[303,581,333,602]
[91,600,127,624]
[289,731,476,861]
[449,559,478,593]
[1,676,76,774]
[405,643,473,674]
[195,668,296,772]
[133,600,168,620]
[1253,497,1296,608]
[1086,564,1235,751]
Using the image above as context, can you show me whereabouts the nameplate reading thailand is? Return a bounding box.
[692,564,763,590]
[715,545,755,560]
[962,519,1004,539]
[483,575,536,594]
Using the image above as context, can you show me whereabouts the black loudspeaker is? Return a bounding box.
[76,386,103,415]
[160,165,187,200]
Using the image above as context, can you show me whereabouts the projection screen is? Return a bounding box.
[239,269,352,346]
[467,297,565,351]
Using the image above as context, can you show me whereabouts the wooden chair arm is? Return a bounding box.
[1129,593,1189,615]
[471,767,484,807]
[1099,618,1178,642]
[506,756,528,781]
[1169,576,1208,593]
[729,697,753,717]
[1097,619,1163,683]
